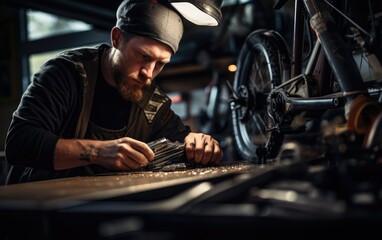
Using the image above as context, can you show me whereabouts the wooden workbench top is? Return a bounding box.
[0,162,258,211]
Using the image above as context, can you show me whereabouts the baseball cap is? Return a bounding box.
[116,0,184,53]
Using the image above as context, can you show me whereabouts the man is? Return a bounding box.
[4,0,223,184]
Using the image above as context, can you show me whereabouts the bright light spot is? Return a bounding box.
[228,64,237,72]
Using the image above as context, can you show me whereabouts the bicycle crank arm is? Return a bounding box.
[269,91,345,125]
[288,97,344,111]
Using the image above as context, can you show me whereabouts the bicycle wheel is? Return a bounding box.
[230,29,290,162]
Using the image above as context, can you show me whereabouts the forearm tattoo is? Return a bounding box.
[80,145,99,162]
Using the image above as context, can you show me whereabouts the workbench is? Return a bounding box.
[0,159,381,240]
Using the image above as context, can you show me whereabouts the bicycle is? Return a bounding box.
[229,0,382,162]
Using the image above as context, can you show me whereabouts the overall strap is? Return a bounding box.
[60,46,101,138]
[73,57,99,138]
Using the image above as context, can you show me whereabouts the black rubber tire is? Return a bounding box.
[230,29,290,162]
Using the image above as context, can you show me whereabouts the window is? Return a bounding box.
[29,50,63,78]
[22,9,108,89]
[27,9,92,41]
[26,9,93,79]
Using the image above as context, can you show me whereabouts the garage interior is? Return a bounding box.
[0,0,382,239]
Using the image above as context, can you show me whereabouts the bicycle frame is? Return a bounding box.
[279,0,381,130]
[229,0,382,162]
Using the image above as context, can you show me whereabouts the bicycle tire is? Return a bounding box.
[230,29,290,162]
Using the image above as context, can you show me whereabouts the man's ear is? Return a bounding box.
[111,27,122,48]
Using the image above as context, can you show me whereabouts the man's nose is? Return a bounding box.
[140,62,155,79]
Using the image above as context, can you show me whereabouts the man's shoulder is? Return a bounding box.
[136,84,171,123]
[147,83,171,105]
[59,44,109,62]
[151,85,171,103]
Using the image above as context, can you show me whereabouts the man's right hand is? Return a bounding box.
[54,137,155,171]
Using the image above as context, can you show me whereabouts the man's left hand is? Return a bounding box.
[184,133,224,165]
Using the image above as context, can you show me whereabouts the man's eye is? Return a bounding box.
[141,54,151,61]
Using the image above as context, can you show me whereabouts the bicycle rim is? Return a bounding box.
[231,31,288,162]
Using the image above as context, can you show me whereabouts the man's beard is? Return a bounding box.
[111,66,151,102]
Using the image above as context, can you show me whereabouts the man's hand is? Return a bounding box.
[95,137,155,170]
[183,133,223,165]
[54,137,155,171]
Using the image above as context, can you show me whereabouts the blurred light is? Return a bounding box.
[228,64,237,72]
[169,93,183,103]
